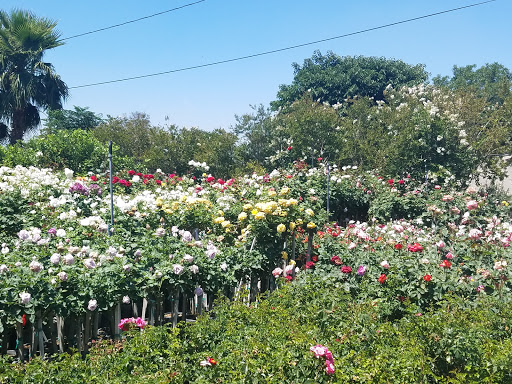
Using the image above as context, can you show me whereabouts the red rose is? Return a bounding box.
[287,146,292,151]
[331,255,342,265]
[340,266,352,273]
[398,179,405,185]
[155,180,162,185]
[90,175,97,181]
[388,179,394,185]
[394,243,403,250]
[423,274,432,282]
[305,261,315,269]
[206,176,215,183]
[312,255,319,262]
[128,170,136,176]
[378,274,387,284]
[407,243,423,252]
[440,260,452,269]
[208,357,218,365]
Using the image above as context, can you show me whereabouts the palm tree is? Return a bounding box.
[0,9,68,144]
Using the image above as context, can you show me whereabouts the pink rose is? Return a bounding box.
[466,200,478,210]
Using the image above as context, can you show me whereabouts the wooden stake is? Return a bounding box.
[16,322,23,362]
[172,293,179,328]
[141,298,148,322]
[113,304,121,340]
[37,312,44,358]
[84,311,91,353]
[56,316,64,353]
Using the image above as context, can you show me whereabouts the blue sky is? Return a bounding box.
[2,0,511,131]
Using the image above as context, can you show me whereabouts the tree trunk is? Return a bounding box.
[10,109,26,145]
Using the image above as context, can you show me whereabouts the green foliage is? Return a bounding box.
[2,280,512,383]
[0,190,30,239]
[0,9,68,144]
[433,63,512,104]
[271,95,342,167]
[0,129,135,174]
[233,104,276,169]
[92,114,237,177]
[43,106,104,133]
[271,50,428,110]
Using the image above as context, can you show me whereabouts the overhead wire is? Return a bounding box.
[61,0,206,41]
[69,0,496,89]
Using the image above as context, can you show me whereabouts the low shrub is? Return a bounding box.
[2,278,512,383]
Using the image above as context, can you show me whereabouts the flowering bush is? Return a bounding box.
[0,162,510,339]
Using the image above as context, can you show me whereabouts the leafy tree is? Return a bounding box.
[232,105,275,169]
[93,113,237,176]
[271,51,428,110]
[92,112,158,166]
[44,106,103,133]
[433,63,512,104]
[0,9,68,144]
[272,95,342,167]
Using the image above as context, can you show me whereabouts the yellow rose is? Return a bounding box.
[218,210,224,216]
[288,198,298,206]
[277,223,286,233]
[268,190,277,197]
[255,212,266,220]
[279,187,290,195]
[282,251,288,260]
[155,197,164,207]
[289,260,296,266]
[238,212,248,221]
[221,220,231,228]
[289,222,296,231]
[213,217,225,224]
[305,208,314,216]
[296,219,303,225]
[307,222,316,229]
[243,203,253,211]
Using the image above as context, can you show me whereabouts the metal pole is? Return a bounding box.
[326,161,330,216]
[424,159,428,193]
[109,141,114,236]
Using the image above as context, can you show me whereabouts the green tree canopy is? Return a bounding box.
[271,51,428,110]
[432,63,512,104]
[0,9,68,144]
[44,106,104,133]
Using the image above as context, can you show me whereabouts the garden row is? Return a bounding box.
[0,163,511,360]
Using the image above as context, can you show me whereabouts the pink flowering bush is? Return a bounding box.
[118,317,146,332]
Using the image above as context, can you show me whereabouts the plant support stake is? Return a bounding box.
[326,161,330,215]
[109,141,114,236]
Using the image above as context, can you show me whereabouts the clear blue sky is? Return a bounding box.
[2,0,511,131]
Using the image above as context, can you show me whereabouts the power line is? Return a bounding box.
[62,0,206,41]
[69,0,496,89]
